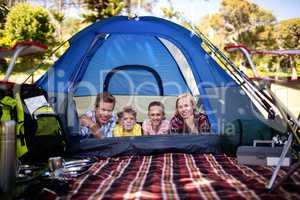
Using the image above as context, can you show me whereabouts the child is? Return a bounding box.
[113,106,142,137]
[142,101,169,135]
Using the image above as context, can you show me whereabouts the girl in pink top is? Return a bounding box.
[142,101,170,135]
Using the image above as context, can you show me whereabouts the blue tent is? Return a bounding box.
[36,16,275,149]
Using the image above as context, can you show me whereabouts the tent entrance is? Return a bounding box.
[73,34,197,97]
[103,65,164,96]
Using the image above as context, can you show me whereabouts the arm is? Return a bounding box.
[142,120,149,135]
[197,113,211,133]
[184,117,199,133]
[170,115,183,133]
[80,115,103,139]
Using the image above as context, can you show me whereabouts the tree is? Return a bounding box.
[275,19,300,50]
[193,0,277,76]
[82,0,125,22]
[201,0,276,49]
[274,18,300,78]
[0,1,9,72]
[1,3,56,74]
[0,1,8,26]
[124,0,160,16]
[4,3,55,45]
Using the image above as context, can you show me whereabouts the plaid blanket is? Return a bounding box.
[53,154,300,200]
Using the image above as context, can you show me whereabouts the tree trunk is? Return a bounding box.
[290,56,298,80]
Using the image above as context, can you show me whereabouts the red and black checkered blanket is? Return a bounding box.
[56,154,300,199]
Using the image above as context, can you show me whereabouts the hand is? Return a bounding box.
[184,117,198,133]
[89,123,103,139]
[80,115,94,127]
[184,117,194,127]
[80,115,103,139]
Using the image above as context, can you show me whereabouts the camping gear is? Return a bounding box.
[0,120,16,194]
[236,140,291,166]
[264,87,300,189]
[48,157,63,176]
[0,81,66,161]
[225,44,300,189]
[19,84,66,161]
[224,44,300,80]
[0,41,47,81]
[0,41,51,159]
[0,82,28,158]
[29,16,300,192]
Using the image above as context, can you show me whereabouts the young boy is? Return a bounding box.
[113,106,142,137]
[142,101,169,135]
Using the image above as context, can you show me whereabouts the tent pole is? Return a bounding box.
[270,160,300,191]
[265,87,300,190]
[267,133,293,189]
[3,45,27,81]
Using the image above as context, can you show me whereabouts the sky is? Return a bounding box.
[30,0,299,23]
[152,0,300,24]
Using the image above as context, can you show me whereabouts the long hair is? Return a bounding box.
[175,93,196,116]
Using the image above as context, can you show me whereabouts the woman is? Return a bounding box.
[170,93,210,134]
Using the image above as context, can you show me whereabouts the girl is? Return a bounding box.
[142,101,169,135]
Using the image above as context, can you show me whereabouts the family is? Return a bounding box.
[79,92,210,139]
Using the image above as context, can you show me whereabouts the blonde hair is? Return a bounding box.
[117,106,137,120]
[175,93,196,115]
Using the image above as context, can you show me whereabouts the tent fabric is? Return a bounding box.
[36,16,261,135]
[76,134,221,157]
[74,34,191,96]
[36,16,235,95]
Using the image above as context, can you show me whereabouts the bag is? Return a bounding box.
[19,84,66,161]
[0,82,28,158]
[220,119,278,155]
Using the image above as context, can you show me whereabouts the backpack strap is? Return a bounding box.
[15,92,28,158]
[0,96,16,121]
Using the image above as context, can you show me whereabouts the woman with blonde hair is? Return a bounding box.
[170,93,210,134]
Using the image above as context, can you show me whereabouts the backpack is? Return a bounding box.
[19,84,66,161]
[0,82,66,161]
[0,82,28,158]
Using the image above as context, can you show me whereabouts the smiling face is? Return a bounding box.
[121,112,136,131]
[148,105,164,127]
[95,101,114,125]
[176,96,195,119]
